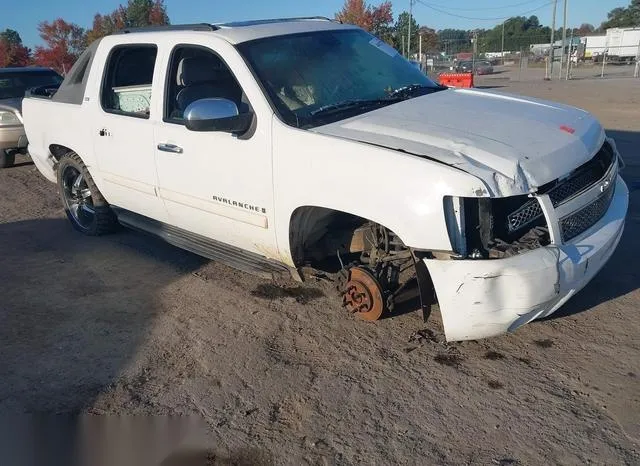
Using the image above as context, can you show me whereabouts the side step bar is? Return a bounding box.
[113,208,290,280]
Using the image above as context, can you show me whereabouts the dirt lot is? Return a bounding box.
[1,77,639,465]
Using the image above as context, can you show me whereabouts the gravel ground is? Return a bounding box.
[0,77,638,465]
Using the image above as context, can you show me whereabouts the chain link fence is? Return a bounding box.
[420,38,639,85]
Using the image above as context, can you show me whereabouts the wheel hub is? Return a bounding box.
[341,267,385,321]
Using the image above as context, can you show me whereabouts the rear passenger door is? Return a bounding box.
[153,42,278,257]
[93,43,167,221]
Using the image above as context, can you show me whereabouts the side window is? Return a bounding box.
[164,46,247,122]
[101,45,158,118]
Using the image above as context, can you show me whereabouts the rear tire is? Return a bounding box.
[57,151,118,236]
[0,150,15,168]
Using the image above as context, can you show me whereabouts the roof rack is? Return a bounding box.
[115,23,219,34]
[218,17,338,27]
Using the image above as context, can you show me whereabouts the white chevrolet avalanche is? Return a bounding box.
[22,18,629,341]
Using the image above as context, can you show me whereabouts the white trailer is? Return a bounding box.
[605,27,640,62]
[581,35,607,59]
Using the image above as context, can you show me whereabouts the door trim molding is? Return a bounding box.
[158,187,268,229]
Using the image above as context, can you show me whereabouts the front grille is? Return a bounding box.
[560,180,616,241]
[546,141,615,206]
[507,200,543,232]
[506,141,615,234]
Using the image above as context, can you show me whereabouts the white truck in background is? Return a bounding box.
[605,27,640,62]
[581,35,608,60]
[22,18,629,341]
[583,28,640,62]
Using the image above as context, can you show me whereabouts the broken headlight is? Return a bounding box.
[444,195,550,259]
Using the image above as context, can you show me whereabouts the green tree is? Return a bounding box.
[393,11,419,55]
[601,0,640,29]
[0,29,22,45]
[477,16,552,54]
[0,29,31,67]
[125,0,169,28]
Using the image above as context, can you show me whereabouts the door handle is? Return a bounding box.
[157,143,183,154]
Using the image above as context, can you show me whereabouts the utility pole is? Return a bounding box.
[407,0,414,59]
[472,31,478,73]
[559,0,568,79]
[566,28,574,80]
[419,33,423,71]
[548,0,558,79]
[501,21,505,65]
[402,35,405,58]
[634,40,640,78]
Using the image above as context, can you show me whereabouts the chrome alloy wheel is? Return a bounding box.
[61,165,95,230]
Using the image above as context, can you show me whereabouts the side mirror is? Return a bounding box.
[184,98,253,134]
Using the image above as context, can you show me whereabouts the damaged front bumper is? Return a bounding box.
[423,175,628,341]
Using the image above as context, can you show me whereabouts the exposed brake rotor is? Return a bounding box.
[340,267,385,321]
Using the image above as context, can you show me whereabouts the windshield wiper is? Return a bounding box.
[387,84,445,98]
[309,98,400,117]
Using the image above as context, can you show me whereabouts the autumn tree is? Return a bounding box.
[85,7,127,44]
[335,0,394,42]
[417,27,438,52]
[574,23,596,35]
[85,0,169,45]
[33,19,86,74]
[369,2,393,43]
[0,29,31,67]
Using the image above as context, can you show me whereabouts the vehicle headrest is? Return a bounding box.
[177,57,224,86]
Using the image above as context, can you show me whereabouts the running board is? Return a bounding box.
[112,208,290,280]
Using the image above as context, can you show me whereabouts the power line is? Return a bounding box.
[414,0,544,12]
[414,0,555,21]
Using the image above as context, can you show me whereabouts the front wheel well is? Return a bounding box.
[289,206,369,270]
[289,206,437,321]
[288,206,411,271]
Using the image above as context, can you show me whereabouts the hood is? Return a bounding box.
[311,88,605,196]
[0,97,22,114]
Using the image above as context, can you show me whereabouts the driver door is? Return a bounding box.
[153,42,278,257]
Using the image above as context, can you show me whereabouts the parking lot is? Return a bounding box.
[0,75,638,465]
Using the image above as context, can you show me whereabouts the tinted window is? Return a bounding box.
[0,71,63,99]
[238,29,440,128]
[101,45,157,118]
[164,46,246,122]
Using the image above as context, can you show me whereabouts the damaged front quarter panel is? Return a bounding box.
[424,247,561,341]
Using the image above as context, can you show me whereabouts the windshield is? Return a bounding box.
[238,29,442,128]
[0,71,63,100]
